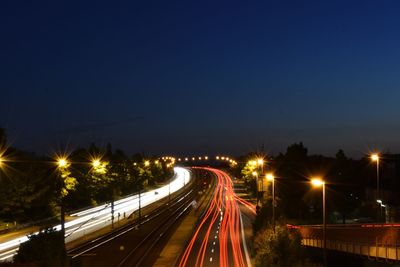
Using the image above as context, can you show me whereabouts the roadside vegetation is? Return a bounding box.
[0,128,173,231]
[253,224,320,267]
[231,142,388,225]
[231,142,400,266]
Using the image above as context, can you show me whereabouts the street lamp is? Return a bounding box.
[266,173,275,232]
[56,157,69,247]
[311,178,327,267]
[92,159,101,168]
[257,158,264,174]
[0,155,4,173]
[165,163,172,205]
[252,171,261,205]
[92,158,116,228]
[0,155,5,189]
[58,158,67,168]
[371,153,382,221]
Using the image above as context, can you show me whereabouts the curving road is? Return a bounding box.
[178,167,254,267]
[0,167,191,262]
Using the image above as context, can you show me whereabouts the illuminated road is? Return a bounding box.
[0,167,191,262]
[178,167,254,267]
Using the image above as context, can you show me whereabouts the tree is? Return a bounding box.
[335,149,347,161]
[0,150,55,223]
[272,143,310,220]
[285,142,308,162]
[253,224,318,267]
[240,160,258,197]
[0,127,6,147]
[14,228,67,267]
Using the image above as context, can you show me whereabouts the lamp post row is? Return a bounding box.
[53,157,173,246]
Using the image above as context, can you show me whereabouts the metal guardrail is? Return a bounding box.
[289,224,400,262]
[302,238,400,261]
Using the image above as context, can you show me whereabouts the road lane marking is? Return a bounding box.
[240,211,252,267]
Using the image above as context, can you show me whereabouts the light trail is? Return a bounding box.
[0,167,191,262]
[178,167,251,267]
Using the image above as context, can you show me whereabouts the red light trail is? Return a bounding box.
[178,167,253,267]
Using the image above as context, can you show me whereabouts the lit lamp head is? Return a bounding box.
[144,160,150,166]
[57,158,68,168]
[371,154,379,162]
[92,159,101,168]
[257,158,264,165]
[266,173,274,181]
[311,178,325,187]
[252,171,258,177]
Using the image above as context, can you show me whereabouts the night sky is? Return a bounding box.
[2,1,400,157]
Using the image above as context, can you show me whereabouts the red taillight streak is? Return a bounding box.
[179,167,248,267]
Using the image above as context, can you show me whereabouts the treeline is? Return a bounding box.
[233,142,389,227]
[0,128,173,226]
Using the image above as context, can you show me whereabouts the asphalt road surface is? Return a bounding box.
[178,167,254,267]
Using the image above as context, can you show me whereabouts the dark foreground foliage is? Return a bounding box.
[14,229,67,267]
[253,224,320,267]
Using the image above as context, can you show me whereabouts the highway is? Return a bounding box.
[178,167,254,267]
[0,167,191,262]
[69,183,196,266]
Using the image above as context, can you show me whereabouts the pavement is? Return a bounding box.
[154,168,256,267]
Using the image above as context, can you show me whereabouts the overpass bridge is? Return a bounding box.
[289,223,400,262]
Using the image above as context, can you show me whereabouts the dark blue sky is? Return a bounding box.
[2,0,400,157]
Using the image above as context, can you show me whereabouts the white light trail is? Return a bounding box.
[0,167,190,262]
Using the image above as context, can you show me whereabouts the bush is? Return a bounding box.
[253,224,320,267]
[14,228,67,267]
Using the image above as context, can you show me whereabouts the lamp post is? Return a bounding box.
[371,154,382,221]
[0,156,3,180]
[92,158,114,228]
[266,173,275,232]
[165,162,172,206]
[168,179,171,206]
[257,158,264,175]
[311,178,327,267]
[56,157,69,247]
[138,186,142,226]
[252,171,260,205]
[257,158,266,203]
